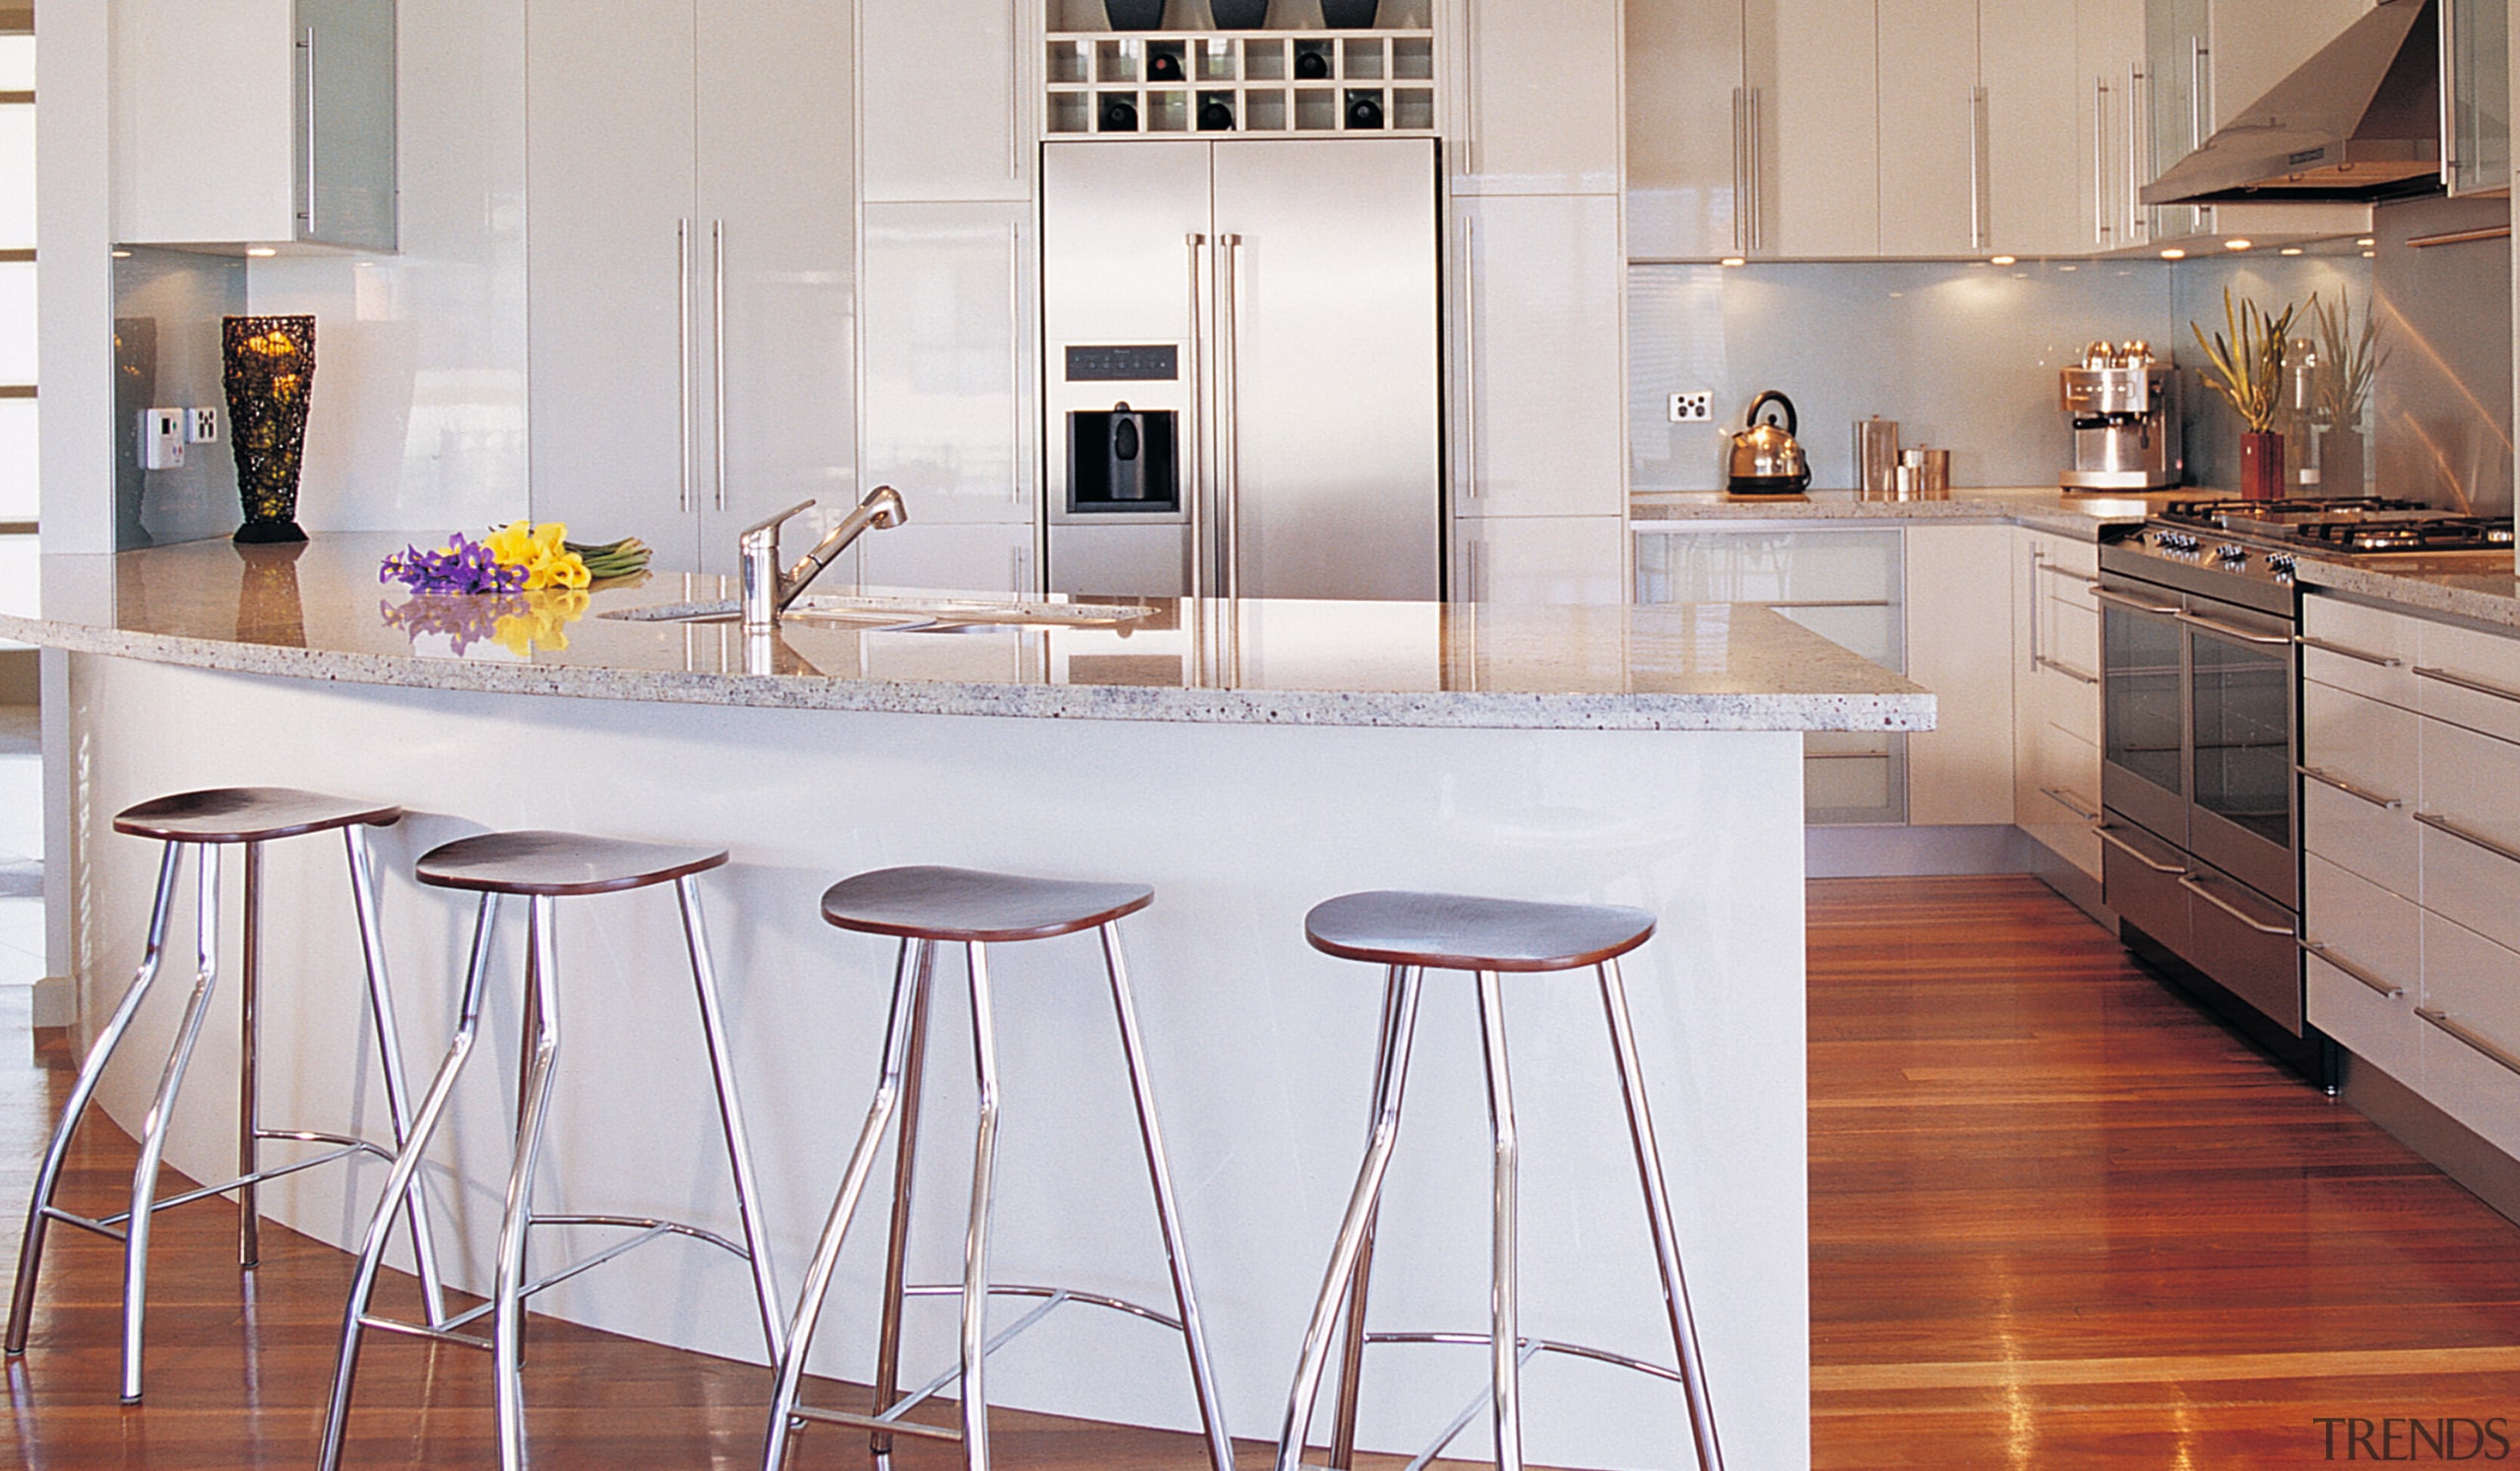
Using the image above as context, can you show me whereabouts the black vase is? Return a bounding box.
[1320,0,1378,27]
[1211,0,1268,26]
[1105,0,1165,29]
[221,315,316,544]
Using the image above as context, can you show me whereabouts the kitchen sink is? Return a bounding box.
[598,596,1155,631]
[596,599,933,630]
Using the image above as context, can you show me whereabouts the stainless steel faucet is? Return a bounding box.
[739,486,908,630]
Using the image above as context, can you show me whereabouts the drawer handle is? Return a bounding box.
[2419,1007,2520,1080]
[2175,608,2292,646]
[2041,786,2099,821]
[2296,764,2405,810]
[2038,561,2101,588]
[2095,588,2180,616]
[2300,940,2405,999]
[2416,665,2520,706]
[2298,634,2404,669]
[2035,654,2101,685]
[2177,872,2295,936]
[2094,822,2185,874]
[2415,810,2520,866]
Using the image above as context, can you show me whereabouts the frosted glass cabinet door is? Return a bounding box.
[1625,0,1746,259]
[526,0,699,567]
[1461,0,1620,192]
[1453,194,1624,519]
[696,0,858,567]
[2447,0,2511,196]
[859,202,1038,527]
[858,0,1027,202]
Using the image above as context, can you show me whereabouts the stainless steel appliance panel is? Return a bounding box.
[2181,857,2303,1034]
[1041,142,1214,345]
[1210,140,1441,601]
[2182,597,2298,903]
[2100,581,2189,843]
[2100,815,2193,959]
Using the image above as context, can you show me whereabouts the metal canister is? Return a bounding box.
[1856,416,1902,498]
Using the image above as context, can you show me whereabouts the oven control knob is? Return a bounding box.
[2216,544,2247,562]
[2268,552,2297,575]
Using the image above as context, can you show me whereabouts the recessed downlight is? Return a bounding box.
[2279,247,2304,256]
[2223,238,2253,251]
[1719,256,1746,268]
[1989,255,2018,266]
[2356,236,2376,247]
[245,246,279,258]
[2160,248,2188,260]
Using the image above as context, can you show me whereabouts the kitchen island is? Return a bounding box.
[6,537,1929,1471]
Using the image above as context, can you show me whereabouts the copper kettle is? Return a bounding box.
[1727,389,1811,496]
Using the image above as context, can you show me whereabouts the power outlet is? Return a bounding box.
[186,407,220,444]
[140,409,187,471]
[1669,391,1713,424]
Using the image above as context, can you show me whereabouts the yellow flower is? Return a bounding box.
[483,520,591,591]
[489,589,589,657]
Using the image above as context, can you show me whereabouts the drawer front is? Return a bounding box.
[2418,619,2520,746]
[2301,594,2420,709]
[2418,718,2520,953]
[2302,851,2421,1083]
[2022,723,2102,878]
[2101,817,2190,957]
[2025,638,2101,745]
[2419,911,2520,1160]
[2300,680,2421,896]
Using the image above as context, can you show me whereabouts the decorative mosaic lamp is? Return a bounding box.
[221,315,316,544]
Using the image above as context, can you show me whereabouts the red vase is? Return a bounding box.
[2240,429,2286,501]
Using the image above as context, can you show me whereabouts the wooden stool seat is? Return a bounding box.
[1303,890,1657,973]
[413,831,727,897]
[113,787,403,845]
[819,863,1154,943]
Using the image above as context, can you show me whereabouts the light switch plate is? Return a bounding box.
[141,408,187,470]
[1669,391,1713,424]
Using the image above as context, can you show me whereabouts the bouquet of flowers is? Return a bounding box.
[381,521,649,595]
[379,588,592,658]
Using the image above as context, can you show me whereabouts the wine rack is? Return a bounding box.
[1045,7,1437,140]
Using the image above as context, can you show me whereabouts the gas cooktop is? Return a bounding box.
[2158,497,2517,554]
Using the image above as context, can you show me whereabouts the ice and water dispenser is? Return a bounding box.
[1069,402,1178,511]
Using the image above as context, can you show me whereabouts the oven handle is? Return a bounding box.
[2175,608,2292,646]
[2298,634,2405,669]
[2415,810,2520,866]
[2300,940,2405,999]
[2041,785,2099,821]
[2296,763,2405,810]
[2178,872,2295,936]
[2420,1007,2520,1080]
[2416,665,2520,706]
[2094,588,2181,616]
[2093,821,2186,873]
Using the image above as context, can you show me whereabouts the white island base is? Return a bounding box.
[65,656,1811,1471]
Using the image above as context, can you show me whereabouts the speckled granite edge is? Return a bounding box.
[1629,494,2144,543]
[2295,561,2520,630]
[0,613,1935,734]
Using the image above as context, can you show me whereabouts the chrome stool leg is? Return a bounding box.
[344,823,450,1328]
[1598,958,1724,1471]
[871,940,937,1471]
[1474,969,1523,1471]
[493,894,565,1471]
[1329,965,1410,1471]
[1275,963,1425,1471]
[677,875,785,1359]
[958,939,1002,1471]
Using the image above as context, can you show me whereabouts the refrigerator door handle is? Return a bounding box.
[1220,233,1244,604]
[1186,232,1210,603]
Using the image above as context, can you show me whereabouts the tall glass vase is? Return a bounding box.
[222,315,316,544]
[2239,429,2286,502]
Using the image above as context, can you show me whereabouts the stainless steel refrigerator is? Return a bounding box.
[1042,138,1443,602]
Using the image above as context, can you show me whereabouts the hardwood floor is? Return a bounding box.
[6,875,2520,1467]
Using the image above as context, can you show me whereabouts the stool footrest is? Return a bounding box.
[1356,1331,1684,1471]
[37,1206,129,1245]
[81,1140,383,1229]
[787,1405,962,1442]
[423,1215,752,1334]
[358,1313,494,1353]
[902,1280,1186,1333]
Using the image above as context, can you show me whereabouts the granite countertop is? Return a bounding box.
[2294,557,2520,629]
[0,536,1932,733]
[1630,486,2171,541]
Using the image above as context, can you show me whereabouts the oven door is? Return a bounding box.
[2180,595,2298,906]
[2099,578,2189,844]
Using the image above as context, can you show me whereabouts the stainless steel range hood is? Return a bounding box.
[2142,0,2442,207]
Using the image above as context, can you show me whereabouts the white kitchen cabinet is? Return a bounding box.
[2012,529,2102,874]
[1453,193,1624,523]
[1459,0,1620,193]
[113,0,395,250]
[527,0,855,574]
[1757,0,1879,257]
[1456,515,1627,605]
[1623,0,1743,258]
[1984,0,2101,256]
[1875,0,1979,257]
[1908,525,2015,825]
[862,0,1029,203]
[859,521,1039,596]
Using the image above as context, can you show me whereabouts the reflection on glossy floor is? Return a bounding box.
[1812,877,2520,1469]
[8,876,2520,1467]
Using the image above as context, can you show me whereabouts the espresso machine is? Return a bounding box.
[2060,342,2181,492]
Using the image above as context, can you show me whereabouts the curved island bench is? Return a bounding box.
[6,537,1931,1471]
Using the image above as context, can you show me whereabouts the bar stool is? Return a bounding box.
[317,830,783,1471]
[1275,890,1724,1471]
[5,787,445,1403]
[764,864,1232,1471]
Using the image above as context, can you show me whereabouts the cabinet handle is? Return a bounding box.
[2126,63,2149,245]
[712,220,728,513]
[677,220,695,515]
[2095,588,2179,616]
[298,27,320,234]
[1008,221,1026,508]
[2039,561,2101,588]
[2178,872,2294,936]
[1456,213,1480,503]
[2175,608,2290,646]
[2415,810,2520,866]
[2041,786,2099,821]
[2093,77,2110,246]
[2095,822,2185,873]
[1749,89,1765,252]
[1184,232,1209,603]
[2440,0,2462,184]
[1970,87,1990,251]
[2296,764,2405,810]
[2421,1007,2520,1079]
[2188,35,2209,152]
[2298,633,2404,668]
[1221,232,1244,603]
[2028,544,2044,673]
[2302,941,2407,1000]
[2036,656,2101,685]
[2415,664,2520,706]
[1732,88,1748,257]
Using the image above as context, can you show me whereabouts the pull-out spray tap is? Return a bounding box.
[738,486,908,630]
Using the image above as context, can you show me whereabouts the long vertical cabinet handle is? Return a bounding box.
[1456,213,1480,509]
[712,221,728,512]
[1732,88,1749,256]
[298,27,319,235]
[2440,0,2462,187]
[1184,233,1209,604]
[2188,35,2208,156]
[1971,87,1990,251]
[2127,65,2148,245]
[1749,88,1765,252]
[2093,78,2110,247]
[2028,546,2045,673]
[1221,233,1245,604]
[677,220,696,514]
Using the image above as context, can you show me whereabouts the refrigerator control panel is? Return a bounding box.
[1065,345,1180,383]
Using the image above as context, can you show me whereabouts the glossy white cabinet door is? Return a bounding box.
[1753,0,1878,257]
[1454,515,1626,605]
[696,0,858,569]
[525,0,700,566]
[860,203,1039,531]
[1625,0,1745,258]
[857,520,1039,597]
[859,0,1029,203]
[1907,524,2014,827]
[1452,194,1623,519]
[1875,0,1979,257]
[1984,0,2087,256]
[2076,0,2148,250]
[1459,0,1620,193]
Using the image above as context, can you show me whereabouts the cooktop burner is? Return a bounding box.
[2160,496,2431,529]
[2289,517,2518,553]
[2157,497,2515,554]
